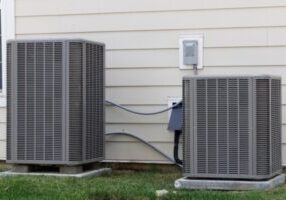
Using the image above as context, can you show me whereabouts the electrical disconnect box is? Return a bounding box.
[183,40,198,65]
[179,35,203,70]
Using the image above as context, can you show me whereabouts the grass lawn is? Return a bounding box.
[0,166,285,200]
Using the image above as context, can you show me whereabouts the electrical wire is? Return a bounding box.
[105,132,182,168]
[193,64,198,75]
[105,100,182,115]
[173,130,183,165]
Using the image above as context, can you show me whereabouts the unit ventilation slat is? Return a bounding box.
[238,79,249,175]
[35,43,44,160]
[256,79,270,175]
[96,45,104,158]
[183,79,191,174]
[84,43,105,161]
[271,79,281,174]
[196,80,207,174]
[7,43,12,160]
[228,79,239,174]
[69,42,83,161]
[26,42,35,160]
[217,79,228,174]
[53,42,63,161]
[86,43,93,160]
[17,43,26,160]
[44,42,54,160]
[207,79,217,174]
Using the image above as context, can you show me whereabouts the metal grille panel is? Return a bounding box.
[217,79,228,174]
[238,79,250,175]
[182,79,192,174]
[54,42,63,161]
[6,43,11,160]
[256,79,270,175]
[85,43,104,160]
[197,78,249,176]
[69,42,83,161]
[196,80,207,174]
[8,42,64,162]
[270,79,282,174]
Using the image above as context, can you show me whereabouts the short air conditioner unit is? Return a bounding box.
[183,76,282,180]
[7,39,105,165]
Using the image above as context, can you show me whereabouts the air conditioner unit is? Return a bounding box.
[183,76,282,180]
[7,39,105,165]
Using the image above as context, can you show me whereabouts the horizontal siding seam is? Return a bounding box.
[16,26,272,35]
[15,5,286,18]
[16,25,286,35]
[104,65,286,69]
[105,103,286,106]
[106,140,286,145]
[102,46,286,51]
[105,84,286,88]
[105,84,286,87]
[105,121,286,125]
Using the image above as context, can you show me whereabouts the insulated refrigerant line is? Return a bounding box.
[105,132,182,167]
[105,100,182,115]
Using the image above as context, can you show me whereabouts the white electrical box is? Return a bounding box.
[179,35,203,70]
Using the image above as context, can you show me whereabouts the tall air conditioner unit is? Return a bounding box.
[183,76,282,180]
[7,39,105,166]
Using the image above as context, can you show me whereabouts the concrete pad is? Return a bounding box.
[0,168,111,178]
[174,174,285,191]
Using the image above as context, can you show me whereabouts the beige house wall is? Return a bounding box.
[1,0,286,163]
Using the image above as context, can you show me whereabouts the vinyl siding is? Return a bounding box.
[14,8,286,34]
[0,107,6,160]
[1,0,286,164]
[14,0,286,16]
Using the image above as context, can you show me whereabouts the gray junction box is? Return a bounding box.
[183,40,198,65]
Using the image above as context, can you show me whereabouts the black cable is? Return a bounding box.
[174,130,183,165]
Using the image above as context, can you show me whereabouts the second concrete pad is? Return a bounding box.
[175,174,285,191]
